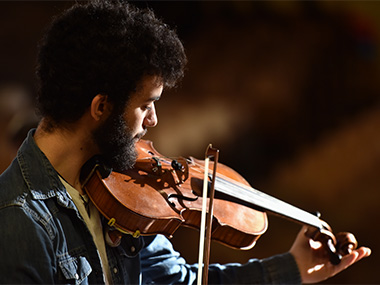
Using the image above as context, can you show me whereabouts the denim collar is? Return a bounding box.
[17,129,71,206]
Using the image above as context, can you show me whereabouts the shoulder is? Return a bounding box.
[0,157,27,204]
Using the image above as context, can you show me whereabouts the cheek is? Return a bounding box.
[124,110,143,132]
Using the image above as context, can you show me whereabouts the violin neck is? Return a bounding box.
[214,177,323,229]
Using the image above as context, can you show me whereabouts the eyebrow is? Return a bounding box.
[148,96,161,102]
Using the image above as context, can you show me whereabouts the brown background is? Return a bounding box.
[1,1,379,284]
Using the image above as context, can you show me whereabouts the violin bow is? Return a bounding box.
[197,144,219,285]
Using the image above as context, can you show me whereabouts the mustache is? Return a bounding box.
[135,129,147,140]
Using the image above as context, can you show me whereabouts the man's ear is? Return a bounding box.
[90,94,112,121]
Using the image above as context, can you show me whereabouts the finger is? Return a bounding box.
[339,251,360,269]
[334,247,371,272]
[354,247,371,260]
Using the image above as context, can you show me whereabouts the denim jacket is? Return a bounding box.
[0,129,301,284]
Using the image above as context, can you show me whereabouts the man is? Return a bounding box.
[0,1,370,284]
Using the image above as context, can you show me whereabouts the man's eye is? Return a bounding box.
[142,105,152,111]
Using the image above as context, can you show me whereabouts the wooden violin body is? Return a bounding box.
[82,140,267,249]
[81,139,357,264]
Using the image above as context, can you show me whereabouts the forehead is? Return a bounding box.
[137,75,163,91]
[128,75,163,103]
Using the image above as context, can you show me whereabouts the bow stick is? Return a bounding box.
[197,144,219,285]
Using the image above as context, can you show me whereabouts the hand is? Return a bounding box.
[289,226,371,284]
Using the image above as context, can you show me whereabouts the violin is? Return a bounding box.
[80,139,357,265]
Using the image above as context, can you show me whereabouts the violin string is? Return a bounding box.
[140,153,322,228]
[214,177,323,229]
[187,159,322,228]
[188,159,253,189]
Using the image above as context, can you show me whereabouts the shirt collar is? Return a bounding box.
[17,129,69,204]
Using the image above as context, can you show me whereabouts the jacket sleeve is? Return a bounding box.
[140,234,301,284]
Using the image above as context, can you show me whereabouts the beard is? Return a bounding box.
[91,110,140,173]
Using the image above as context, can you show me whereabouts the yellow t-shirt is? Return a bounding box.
[59,176,112,284]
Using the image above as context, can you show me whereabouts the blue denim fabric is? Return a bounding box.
[0,129,301,284]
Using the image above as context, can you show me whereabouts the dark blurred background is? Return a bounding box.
[1,1,379,284]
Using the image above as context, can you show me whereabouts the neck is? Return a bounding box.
[214,176,323,229]
[34,119,97,194]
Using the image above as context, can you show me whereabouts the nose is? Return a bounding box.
[143,104,158,128]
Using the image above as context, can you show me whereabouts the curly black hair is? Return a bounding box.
[36,0,187,128]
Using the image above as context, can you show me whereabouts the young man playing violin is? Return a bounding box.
[0,1,370,284]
